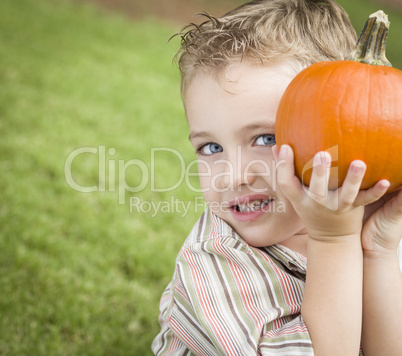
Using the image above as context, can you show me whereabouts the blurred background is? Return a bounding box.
[0,0,401,354]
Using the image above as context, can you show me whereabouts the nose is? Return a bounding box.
[213,146,261,191]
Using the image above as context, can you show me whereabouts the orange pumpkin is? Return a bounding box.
[276,11,402,192]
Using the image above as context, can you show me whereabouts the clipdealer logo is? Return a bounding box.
[64,146,201,204]
[64,144,341,214]
[64,145,282,201]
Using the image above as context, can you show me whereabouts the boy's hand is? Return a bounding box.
[361,188,402,256]
[274,145,389,242]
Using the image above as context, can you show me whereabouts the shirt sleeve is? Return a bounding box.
[152,282,194,355]
[153,236,314,355]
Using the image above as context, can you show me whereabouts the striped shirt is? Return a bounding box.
[153,208,318,355]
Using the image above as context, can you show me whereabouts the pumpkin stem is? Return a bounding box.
[346,10,392,67]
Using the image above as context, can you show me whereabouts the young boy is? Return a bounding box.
[152,1,402,355]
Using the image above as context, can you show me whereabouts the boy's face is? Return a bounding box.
[185,61,306,249]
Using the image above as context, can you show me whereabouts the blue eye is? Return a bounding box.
[254,134,276,146]
[198,143,223,156]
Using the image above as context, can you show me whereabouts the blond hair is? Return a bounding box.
[174,0,357,92]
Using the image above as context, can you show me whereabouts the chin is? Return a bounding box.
[232,224,276,248]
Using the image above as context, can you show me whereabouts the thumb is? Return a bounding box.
[276,145,303,201]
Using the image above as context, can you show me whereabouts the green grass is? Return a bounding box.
[0,0,200,354]
[337,0,402,69]
[0,0,401,355]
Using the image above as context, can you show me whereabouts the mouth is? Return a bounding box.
[233,199,274,213]
[229,195,275,222]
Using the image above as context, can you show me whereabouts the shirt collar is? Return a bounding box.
[204,209,307,274]
[263,244,307,274]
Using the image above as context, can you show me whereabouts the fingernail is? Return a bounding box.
[313,152,329,167]
[313,153,321,167]
[379,180,390,189]
[352,161,366,174]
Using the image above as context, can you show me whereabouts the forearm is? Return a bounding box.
[302,236,363,356]
[362,250,402,355]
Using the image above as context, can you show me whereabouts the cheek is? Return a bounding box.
[197,161,217,206]
[201,189,224,216]
[198,163,226,215]
[197,160,212,193]
[199,172,219,204]
[198,159,227,195]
